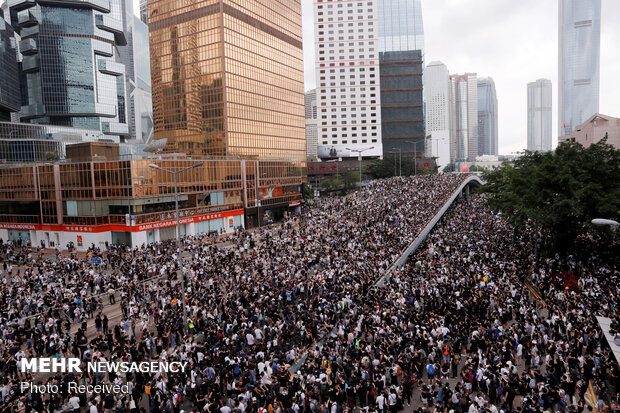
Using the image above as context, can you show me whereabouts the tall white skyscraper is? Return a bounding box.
[559,0,601,136]
[314,0,382,159]
[477,77,498,156]
[120,0,153,142]
[425,61,450,170]
[449,73,478,162]
[305,89,318,161]
[527,79,553,152]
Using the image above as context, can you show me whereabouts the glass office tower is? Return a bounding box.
[377,0,424,55]
[558,0,601,135]
[379,50,424,157]
[0,8,20,121]
[8,0,129,139]
[148,0,305,162]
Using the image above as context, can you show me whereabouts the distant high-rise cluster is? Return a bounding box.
[527,79,553,152]
[313,0,498,165]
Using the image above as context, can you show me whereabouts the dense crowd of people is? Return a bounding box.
[0,174,617,413]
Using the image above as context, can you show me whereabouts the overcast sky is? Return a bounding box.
[300,0,620,155]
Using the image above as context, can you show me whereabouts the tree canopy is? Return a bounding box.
[481,139,620,252]
[317,171,360,195]
[367,155,433,178]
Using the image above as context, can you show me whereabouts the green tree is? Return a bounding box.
[482,140,620,252]
[344,171,360,191]
[318,176,344,194]
[469,165,487,172]
[301,182,314,199]
[368,156,397,179]
[367,155,418,178]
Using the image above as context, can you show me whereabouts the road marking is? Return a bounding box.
[524,280,548,307]
[585,380,599,412]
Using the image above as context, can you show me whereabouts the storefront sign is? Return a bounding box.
[0,209,245,234]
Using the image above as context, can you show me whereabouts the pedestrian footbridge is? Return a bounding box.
[289,174,484,372]
[374,174,484,288]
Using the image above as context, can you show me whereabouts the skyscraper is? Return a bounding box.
[527,79,553,152]
[377,0,424,55]
[148,0,305,162]
[139,0,148,25]
[305,89,318,161]
[315,0,382,159]
[0,8,20,121]
[8,0,129,139]
[449,73,478,162]
[425,61,450,169]
[379,50,424,157]
[558,0,601,135]
[119,0,153,143]
[377,0,426,159]
[305,89,317,120]
[477,77,498,156]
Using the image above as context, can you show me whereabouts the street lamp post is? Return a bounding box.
[406,136,433,175]
[149,162,203,334]
[255,170,267,228]
[346,146,374,188]
[127,175,145,258]
[405,140,423,175]
[430,137,447,171]
[391,148,402,176]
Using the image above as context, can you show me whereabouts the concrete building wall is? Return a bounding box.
[559,113,620,149]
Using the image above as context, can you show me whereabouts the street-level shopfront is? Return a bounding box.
[0,209,244,251]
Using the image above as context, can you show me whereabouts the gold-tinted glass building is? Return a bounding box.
[148,0,305,162]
